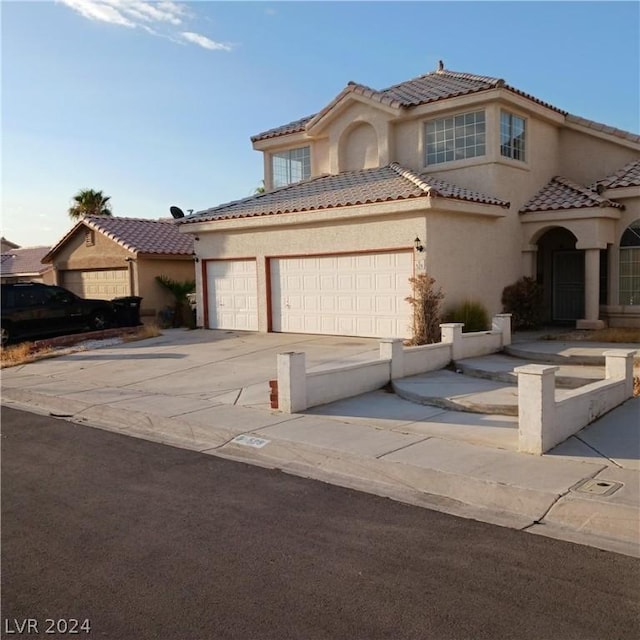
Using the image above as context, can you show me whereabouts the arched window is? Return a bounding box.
[619,219,640,305]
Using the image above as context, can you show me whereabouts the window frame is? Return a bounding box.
[424,109,486,167]
[271,146,311,188]
[619,220,640,306]
[500,110,527,162]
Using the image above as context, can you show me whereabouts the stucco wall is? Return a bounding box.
[558,129,638,186]
[135,257,196,318]
[340,121,379,171]
[50,227,132,269]
[425,210,518,317]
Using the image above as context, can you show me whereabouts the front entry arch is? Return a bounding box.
[536,228,583,323]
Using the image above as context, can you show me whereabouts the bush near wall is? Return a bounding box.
[405,274,444,345]
[501,277,544,330]
[444,300,489,333]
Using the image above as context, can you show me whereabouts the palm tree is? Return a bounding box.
[68,189,113,220]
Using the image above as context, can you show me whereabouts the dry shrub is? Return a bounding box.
[405,273,444,345]
[1,342,52,368]
[587,327,640,343]
[122,323,162,343]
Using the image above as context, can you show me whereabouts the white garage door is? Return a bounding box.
[271,251,413,338]
[61,269,129,300]
[206,260,258,330]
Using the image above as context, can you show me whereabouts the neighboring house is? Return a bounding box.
[0,246,54,284]
[42,217,195,321]
[178,64,640,338]
[1,238,21,252]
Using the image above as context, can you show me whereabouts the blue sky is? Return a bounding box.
[2,0,639,247]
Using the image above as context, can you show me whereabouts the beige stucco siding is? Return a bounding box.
[425,211,518,317]
[135,257,196,318]
[559,129,638,186]
[49,227,133,269]
[194,214,428,332]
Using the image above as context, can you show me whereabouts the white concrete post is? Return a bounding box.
[492,314,512,347]
[440,323,463,360]
[277,352,307,413]
[380,338,404,380]
[577,248,605,330]
[604,349,636,399]
[514,364,559,455]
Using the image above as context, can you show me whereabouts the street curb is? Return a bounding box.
[2,389,638,558]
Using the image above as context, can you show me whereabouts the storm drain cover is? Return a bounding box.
[572,478,623,496]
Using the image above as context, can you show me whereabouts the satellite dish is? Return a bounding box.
[170,206,185,219]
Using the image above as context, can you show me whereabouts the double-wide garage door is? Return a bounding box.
[271,252,413,338]
[61,269,129,300]
[206,252,413,338]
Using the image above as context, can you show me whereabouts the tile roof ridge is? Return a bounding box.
[346,81,402,108]
[565,113,640,143]
[195,173,332,216]
[592,158,640,189]
[551,175,612,203]
[389,162,437,195]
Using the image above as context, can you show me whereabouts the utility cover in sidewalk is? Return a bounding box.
[572,478,623,496]
[232,434,270,449]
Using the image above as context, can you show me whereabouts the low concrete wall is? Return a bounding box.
[307,360,391,408]
[277,314,511,412]
[515,350,635,455]
[403,343,452,378]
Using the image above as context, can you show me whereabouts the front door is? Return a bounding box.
[553,251,584,322]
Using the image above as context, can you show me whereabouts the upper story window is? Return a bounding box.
[500,111,526,161]
[272,147,311,188]
[425,110,485,166]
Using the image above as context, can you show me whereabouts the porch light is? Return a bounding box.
[414,237,424,252]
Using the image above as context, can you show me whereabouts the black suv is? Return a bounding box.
[1,282,116,346]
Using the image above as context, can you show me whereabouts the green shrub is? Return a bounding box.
[444,300,489,333]
[501,277,544,330]
[155,275,196,329]
[405,273,444,345]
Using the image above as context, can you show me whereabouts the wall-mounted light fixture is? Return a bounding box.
[193,254,200,263]
[414,237,424,253]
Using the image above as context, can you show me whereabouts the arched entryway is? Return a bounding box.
[534,227,608,324]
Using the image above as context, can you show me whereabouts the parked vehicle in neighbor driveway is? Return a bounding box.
[1,282,116,346]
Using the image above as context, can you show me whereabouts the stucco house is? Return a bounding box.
[1,245,54,284]
[178,64,640,338]
[42,216,195,321]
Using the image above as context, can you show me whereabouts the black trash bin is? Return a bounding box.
[111,296,143,327]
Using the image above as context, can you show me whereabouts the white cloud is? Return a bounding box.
[60,0,135,27]
[59,1,229,51]
[181,31,231,52]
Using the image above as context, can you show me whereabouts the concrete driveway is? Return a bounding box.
[1,328,380,409]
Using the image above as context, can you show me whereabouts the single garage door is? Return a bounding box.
[206,260,258,330]
[61,269,129,300]
[271,251,413,338]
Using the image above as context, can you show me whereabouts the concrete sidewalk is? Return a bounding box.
[1,329,638,557]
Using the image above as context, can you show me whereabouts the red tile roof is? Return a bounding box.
[252,68,567,142]
[592,159,640,190]
[180,163,509,224]
[520,176,623,213]
[44,217,194,262]
[0,246,52,277]
[252,68,639,145]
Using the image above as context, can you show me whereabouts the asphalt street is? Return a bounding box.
[2,406,639,640]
